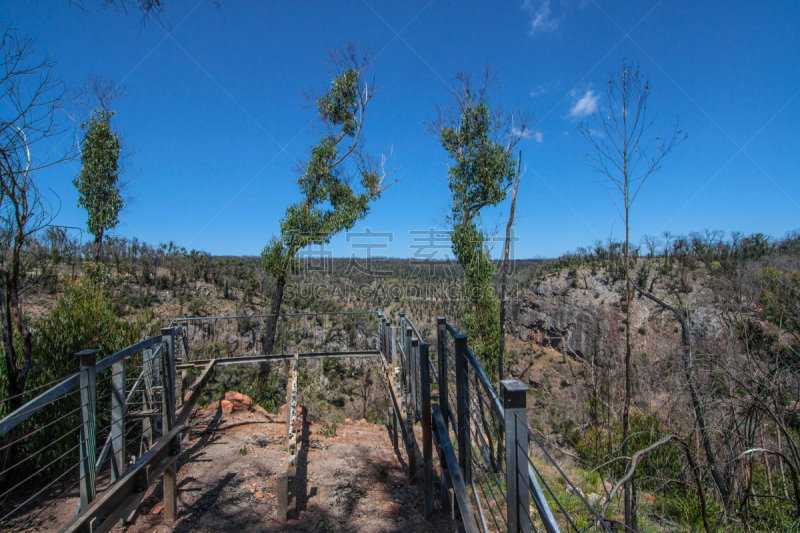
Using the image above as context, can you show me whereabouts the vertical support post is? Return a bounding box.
[410,337,419,418]
[77,349,99,509]
[379,316,386,360]
[391,407,398,450]
[420,343,433,518]
[141,348,153,449]
[160,328,177,521]
[437,317,447,428]
[454,334,471,485]
[398,314,406,353]
[276,471,288,521]
[286,370,293,440]
[502,380,531,533]
[391,326,398,368]
[111,357,125,482]
[160,327,176,433]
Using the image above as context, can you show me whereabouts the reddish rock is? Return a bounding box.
[252,404,270,417]
[344,418,353,425]
[220,400,234,415]
[224,391,253,410]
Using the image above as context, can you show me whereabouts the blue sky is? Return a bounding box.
[5,0,799,259]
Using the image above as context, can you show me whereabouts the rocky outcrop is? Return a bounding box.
[514,276,621,361]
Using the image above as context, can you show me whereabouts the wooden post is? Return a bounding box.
[160,328,178,521]
[111,357,126,482]
[437,317,448,428]
[502,380,531,533]
[78,349,99,509]
[454,334,471,485]
[286,370,292,440]
[420,343,433,517]
[276,471,288,521]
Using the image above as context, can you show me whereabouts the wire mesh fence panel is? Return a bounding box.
[0,332,171,532]
[0,387,83,529]
[172,311,381,361]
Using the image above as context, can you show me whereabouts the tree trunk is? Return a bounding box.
[632,280,730,502]
[499,151,522,385]
[94,228,104,262]
[264,275,286,356]
[623,197,636,532]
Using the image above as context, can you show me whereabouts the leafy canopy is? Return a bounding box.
[439,101,517,373]
[263,54,389,279]
[74,110,123,240]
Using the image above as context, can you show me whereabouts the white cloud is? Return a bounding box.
[513,128,545,143]
[569,89,599,118]
[512,127,530,138]
[530,80,560,97]
[521,0,561,36]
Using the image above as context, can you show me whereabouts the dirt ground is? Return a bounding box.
[111,404,455,533]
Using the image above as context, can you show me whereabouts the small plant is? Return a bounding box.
[638,326,647,336]
[239,445,248,456]
[320,421,337,438]
[594,292,600,299]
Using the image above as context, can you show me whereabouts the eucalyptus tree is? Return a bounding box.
[579,59,684,531]
[428,67,531,380]
[261,42,397,355]
[73,77,128,262]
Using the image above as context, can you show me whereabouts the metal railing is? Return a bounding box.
[0,327,186,532]
[383,314,612,533]
[170,311,381,363]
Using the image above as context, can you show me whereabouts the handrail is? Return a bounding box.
[433,404,481,533]
[0,334,163,438]
[170,310,379,326]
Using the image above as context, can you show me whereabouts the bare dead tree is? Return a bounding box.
[499,151,523,384]
[631,279,730,502]
[579,59,685,532]
[0,25,76,481]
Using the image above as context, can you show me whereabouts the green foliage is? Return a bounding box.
[262,55,385,284]
[0,275,142,485]
[320,421,338,437]
[760,266,800,333]
[74,111,123,242]
[252,369,286,413]
[438,101,516,377]
[34,275,142,374]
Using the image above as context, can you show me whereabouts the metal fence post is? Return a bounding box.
[141,348,154,448]
[111,357,125,482]
[161,327,178,521]
[437,317,447,428]
[161,327,176,433]
[420,343,434,517]
[379,316,387,361]
[454,334,471,485]
[77,348,99,508]
[410,337,419,419]
[391,326,398,368]
[502,380,531,533]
